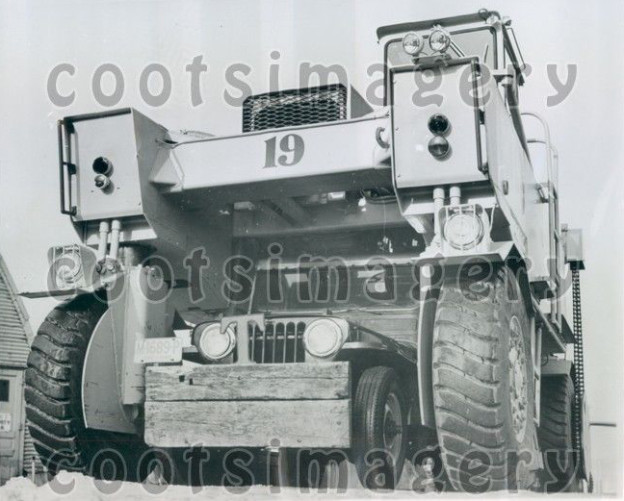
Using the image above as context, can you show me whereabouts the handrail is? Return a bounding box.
[57,120,77,216]
[523,111,562,330]
[522,112,557,197]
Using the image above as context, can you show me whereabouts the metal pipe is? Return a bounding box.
[97,221,110,261]
[433,187,445,242]
[109,219,121,260]
[449,185,461,206]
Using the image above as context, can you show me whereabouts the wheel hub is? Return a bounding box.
[383,392,403,461]
[508,315,528,443]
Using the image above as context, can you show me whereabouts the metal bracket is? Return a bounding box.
[221,314,265,364]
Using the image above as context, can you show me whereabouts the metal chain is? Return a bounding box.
[571,266,584,462]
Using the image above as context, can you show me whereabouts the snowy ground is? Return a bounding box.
[0,471,544,501]
[0,472,413,501]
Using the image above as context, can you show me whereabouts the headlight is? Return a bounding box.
[55,253,82,288]
[402,32,424,57]
[442,206,485,251]
[303,318,347,358]
[193,323,236,361]
[428,27,451,53]
[48,245,84,290]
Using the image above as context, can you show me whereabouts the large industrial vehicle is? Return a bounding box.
[23,9,590,492]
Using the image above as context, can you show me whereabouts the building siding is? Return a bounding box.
[0,255,42,476]
[0,258,32,368]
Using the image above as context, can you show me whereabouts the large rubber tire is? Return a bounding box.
[353,366,408,489]
[538,375,579,492]
[24,294,149,480]
[432,266,539,492]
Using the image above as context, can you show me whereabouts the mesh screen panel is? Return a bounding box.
[243,84,347,132]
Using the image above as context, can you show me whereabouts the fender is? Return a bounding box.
[417,276,439,428]
[541,358,573,376]
[82,265,175,433]
[82,305,136,433]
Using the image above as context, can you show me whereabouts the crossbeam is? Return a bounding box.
[152,114,391,197]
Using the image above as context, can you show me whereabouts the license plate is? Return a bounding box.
[135,337,182,364]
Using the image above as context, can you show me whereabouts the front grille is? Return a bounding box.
[242,84,347,132]
[249,321,306,363]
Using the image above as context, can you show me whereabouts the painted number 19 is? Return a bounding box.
[264,134,305,168]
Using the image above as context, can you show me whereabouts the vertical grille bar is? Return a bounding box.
[247,320,306,364]
[283,322,291,363]
[250,324,256,361]
[271,324,276,364]
[294,322,301,362]
[261,324,267,363]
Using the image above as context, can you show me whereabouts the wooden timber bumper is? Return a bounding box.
[144,362,351,448]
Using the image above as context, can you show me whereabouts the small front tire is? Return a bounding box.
[353,366,408,489]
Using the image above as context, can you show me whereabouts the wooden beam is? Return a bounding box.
[144,399,351,448]
[271,198,313,226]
[146,362,350,401]
[255,201,293,227]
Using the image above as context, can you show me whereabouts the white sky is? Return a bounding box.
[0,0,622,494]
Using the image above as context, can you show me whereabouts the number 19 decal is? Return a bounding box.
[264,134,305,168]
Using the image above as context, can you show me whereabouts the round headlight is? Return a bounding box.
[54,251,83,289]
[428,27,451,53]
[193,323,236,361]
[428,136,451,159]
[303,319,346,358]
[402,32,424,57]
[443,212,484,250]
